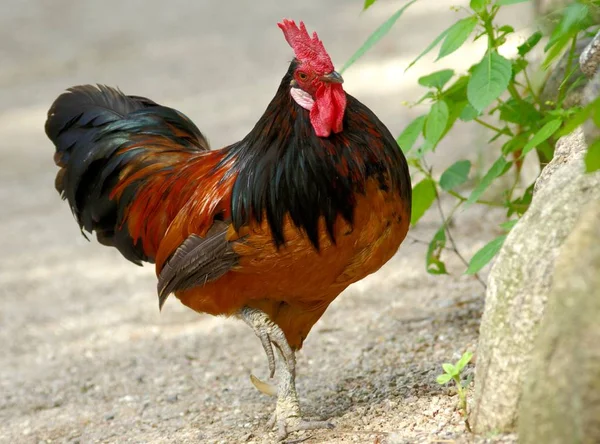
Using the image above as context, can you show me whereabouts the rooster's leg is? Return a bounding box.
[239,306,295,378]
[267,348,334,440]
[238,306,333,440]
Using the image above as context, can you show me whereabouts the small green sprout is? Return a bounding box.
[437,351,473,432]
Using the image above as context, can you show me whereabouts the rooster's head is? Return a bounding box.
[278,19,346,138]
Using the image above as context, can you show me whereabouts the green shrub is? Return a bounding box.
[343,0,600,278]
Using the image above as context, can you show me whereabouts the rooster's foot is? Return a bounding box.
[267,408,334,441]
[268,348,333,441]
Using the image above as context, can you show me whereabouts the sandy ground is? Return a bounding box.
[0,0,532,442]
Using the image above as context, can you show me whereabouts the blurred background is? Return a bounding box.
[0,0,533,442]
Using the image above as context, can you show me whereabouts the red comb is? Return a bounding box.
[278,19,334,75]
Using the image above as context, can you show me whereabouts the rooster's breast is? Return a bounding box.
[173,178,409,348]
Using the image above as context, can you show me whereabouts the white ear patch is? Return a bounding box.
[290,87,314,111]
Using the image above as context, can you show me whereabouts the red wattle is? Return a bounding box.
[310,84,346,138]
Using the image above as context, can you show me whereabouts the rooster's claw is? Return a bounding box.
[267,411,334,441]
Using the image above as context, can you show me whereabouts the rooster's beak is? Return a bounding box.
[321,71,344,84]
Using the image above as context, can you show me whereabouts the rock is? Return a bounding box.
[581,32,600,146]
[518,199,600,444]
[540,35,592,109]
[534,128,588,192]
[539,28,600,110]
[583,71,600,146]
[580,30,600,78]
[470,128,600,433]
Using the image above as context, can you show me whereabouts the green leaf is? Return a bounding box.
[437,373,453,384]
[564,74,588,101]
[439,160,471,191]
[538,141,554,164]
[499,97,541,124]
[518,31,542,56]
[455,351,473,372]
[466,156,510,207]
[437,17,478,60]
[507,183,534,217]
[512,58,529,76]
[459,103,481,121]
[502,133,529,155]
[406,28,451,71]
[558,97,600,137]
[467,51,512,112]
[498,25,515,34]
[521,119,562,157]
[426,227,448,275]
[546,3,589,50]
[442,363,457,375]
[416,91,436,104]
[500,219,518,231]
[542,3,590,69]
[415,140,435,158]
[470,0,489,12]
[340,0,418,73]
[443,75,470,102]
[593,100,600,127]
[585,140,600,173]
[496,0,529,5]
[410,178,437,226]
[363,0,377,10]
[443,100,467,139]
[397,115,426,153]
[418,69,455,90]
[466,234,507,274]
[425,100,449,147]
[542,34,573,70]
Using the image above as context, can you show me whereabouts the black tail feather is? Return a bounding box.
[46,84,208,264]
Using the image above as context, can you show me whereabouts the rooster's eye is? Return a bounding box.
[297,72,308,81]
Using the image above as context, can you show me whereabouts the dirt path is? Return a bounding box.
[0,1,530,442]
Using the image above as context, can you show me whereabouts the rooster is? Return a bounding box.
[46,19,411,439]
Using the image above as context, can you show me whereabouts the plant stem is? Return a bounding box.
[454,376,472,433]
[429,177,487,289]
[474,118,512,136]
[482,16,496,50]
[447,190,505,208]
[507,82,525,106]
[407,235,461,253]
[523,68,542,107]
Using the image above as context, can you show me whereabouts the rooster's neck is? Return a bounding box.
[220,66,410,250]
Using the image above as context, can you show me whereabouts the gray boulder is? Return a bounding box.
[518,199,600,444]
[470,28,600,434]
[540,35,591,109]
[582,72,600,146]
[581,31,600,145]
[580,30,600,79]
[470,128,600,433]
